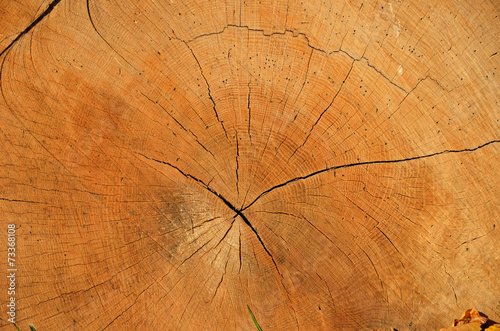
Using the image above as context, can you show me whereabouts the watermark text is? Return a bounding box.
[7,224,16,323]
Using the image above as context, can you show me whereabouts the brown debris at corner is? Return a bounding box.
[439,309,500,331]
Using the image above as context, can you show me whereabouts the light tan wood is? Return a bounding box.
[1,0,499,330]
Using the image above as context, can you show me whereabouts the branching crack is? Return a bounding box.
[138,152,281,276]
[182,24,416,93]
[288,60,355,161]
[243,140,500,210]
[179,41,229,139]
[140,92,215,158]
[184,24,457,95]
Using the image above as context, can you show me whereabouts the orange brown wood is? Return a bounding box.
[1,0,499,330]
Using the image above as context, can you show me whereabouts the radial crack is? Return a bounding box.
[288,60,355,161]
[140,92,215,158]
[86,0,142,74]
[361,249,383,289]
[181,42,229,139]
[247,81,252,143]
[376,226,405,269]
[235,132,240,196]
[237,212,282,276]
[243,140,500,210]
[294,49,314,104]
[0,0,62,58]
[138,152,281,275]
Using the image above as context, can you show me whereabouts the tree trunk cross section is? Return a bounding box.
[0,0,499,330]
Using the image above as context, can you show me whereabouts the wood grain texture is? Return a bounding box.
[0,0,499,330]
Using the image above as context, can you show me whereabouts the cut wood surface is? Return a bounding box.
[0,0,499,330]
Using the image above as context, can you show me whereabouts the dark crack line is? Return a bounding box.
[191,216,222,231]
[443,263,458,305]
[181,42,229,139]
[138,152,228,205]
[86,0,139,72]
[361,248,383,289]
[284,285,300,330]
[211,261,227,303]
[376,226,405,269]
[301,216,355,266]
[184,24,434,94]
[211,243,232,303]
[102,282,154,330]
[138,152,281,275]
[238,230,242,273]
[247,81,252,143]
[140,92,215,158]
[237,213,281,276]
[0,197,45,204]
[316,272,335,308]
[209,220,236,302]
[458,225,496,248]
[242,140,500,211]
[180,235,215,266]
[363,58,408,94]
[214,217,236,250]
[294,49,314,104]
[260,228,297,320]
[235,132,240,196]
[288,60,354,161]
[0,0,62,58]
